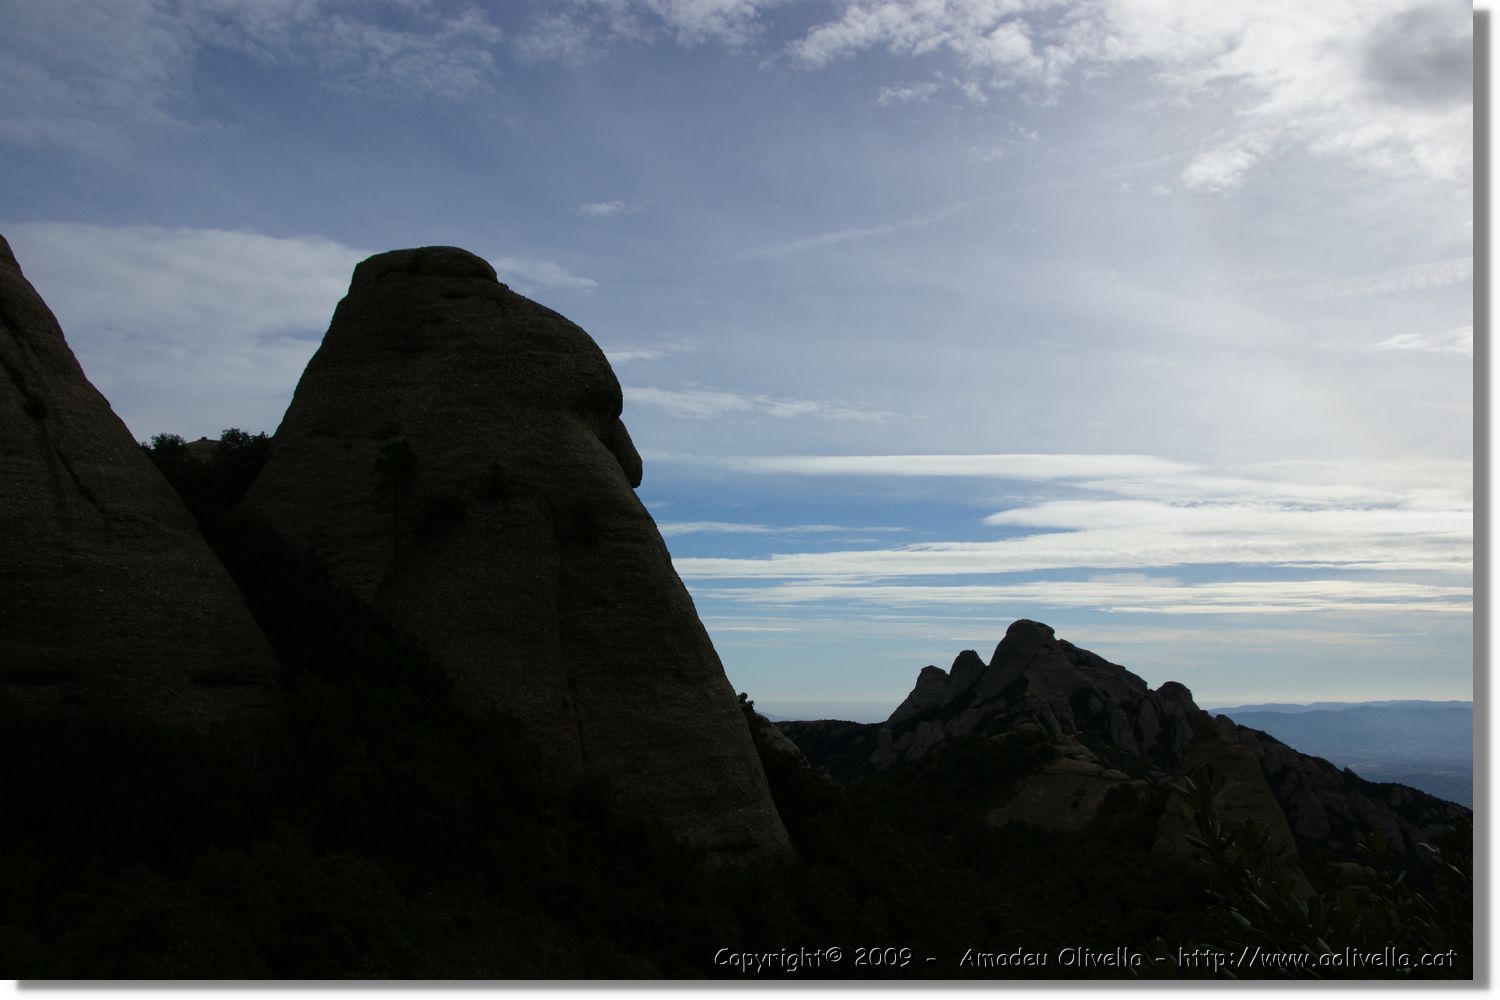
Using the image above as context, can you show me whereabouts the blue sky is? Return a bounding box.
[1,0,1473,720]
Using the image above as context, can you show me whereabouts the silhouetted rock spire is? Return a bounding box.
[240,246,789,859]
[0,233,277,726]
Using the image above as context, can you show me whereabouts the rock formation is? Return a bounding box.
[0,233,277,727]
[1152,710,1309,893]
[984,732,1148,832]
[238,246,789,860]
[1229,721,1463,857]
[873,620,1196,772]
[779,619,1468,871]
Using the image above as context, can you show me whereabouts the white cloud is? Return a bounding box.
[1096,0,1470,187]
[789,0,1048,82]
[876,81,940,105]
[957,78,989,104]
[1373,326,1473,357]
[513,11,596,63]
[576,199,643,218]
[627,386,895,421]
[688,452,1472,513]
[1180,141,1265,192]
[641,0,772,46]
[673,515,1470,580]
[668,454,1473,617]
[979,499,1471,572]
[8,222,366,343]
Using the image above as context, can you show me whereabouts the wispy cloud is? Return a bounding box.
[199,2,506,100]
[8,221,365,338]
[682,452,1471,511]
[751,195,998,257]
[0,0,506,151]
[576,199,643,218]
[515,0,772,61]
[603,339,697,364]
[697,453,1196,480]
[1311,257,1473,299]
[788,0,1056,83]
[489,256,599,292]
[659,521,908,536]
[628,386,895,421]
[4,221,369,435]
[673,512,1470,580]
[0,0,195,152]
[669,453,1472,624]
[620,0,774,47]
[1374,326,1473,357]
[876,81,939,105]
[712,578,1471,617]
[513,11,596,64]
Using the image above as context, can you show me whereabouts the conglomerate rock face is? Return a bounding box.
[239,246,789,860]
[0,233,277,727]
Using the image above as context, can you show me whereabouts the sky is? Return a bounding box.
[0,0,1475,721]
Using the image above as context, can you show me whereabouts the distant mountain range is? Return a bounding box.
[1206,701,1473,807]
[1206,699,1471,714]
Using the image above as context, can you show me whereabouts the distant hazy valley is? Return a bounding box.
[1207,702,1473,808]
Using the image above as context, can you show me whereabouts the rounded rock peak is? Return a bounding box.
[990,618,1059,669]
[1155,680,1196,706]
[1006,619,1056,641]
[350,246,499,288]
[950,649,985,671]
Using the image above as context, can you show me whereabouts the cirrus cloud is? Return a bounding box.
[628,386,896,421]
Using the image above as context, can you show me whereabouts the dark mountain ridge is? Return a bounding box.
[779,620,1469,868]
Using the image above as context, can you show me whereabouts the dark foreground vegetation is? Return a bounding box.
[0,434,1471,979]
